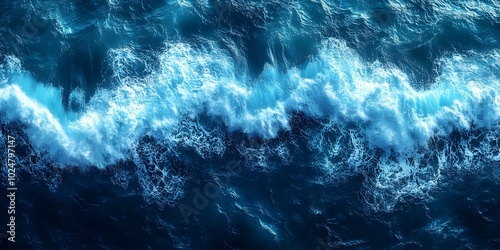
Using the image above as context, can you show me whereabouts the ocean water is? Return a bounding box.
[0,0,499,249]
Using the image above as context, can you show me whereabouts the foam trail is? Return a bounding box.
[1,39,499,168]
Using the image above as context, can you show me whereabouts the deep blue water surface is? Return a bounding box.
[1,0,500,249]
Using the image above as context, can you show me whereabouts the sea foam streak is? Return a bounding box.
[1,39,499,169]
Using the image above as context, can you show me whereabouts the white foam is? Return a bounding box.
[1,39,499,170]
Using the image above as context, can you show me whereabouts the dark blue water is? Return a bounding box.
[1,0,500,249]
